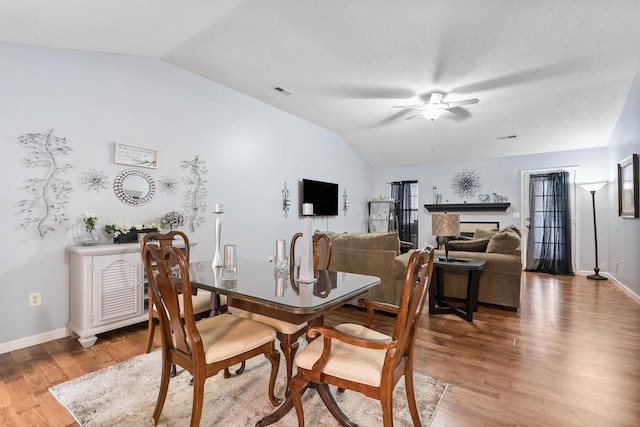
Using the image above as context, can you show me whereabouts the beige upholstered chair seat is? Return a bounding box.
[295,323,391,387]
[187,314,277,364]
[290,247,434,427]
[144,244,281,426]
[177,290,221,317]
[231,307,306,335]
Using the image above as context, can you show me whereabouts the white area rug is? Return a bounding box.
[50,350,447,426]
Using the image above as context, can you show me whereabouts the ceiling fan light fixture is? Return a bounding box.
[421,109,443,121]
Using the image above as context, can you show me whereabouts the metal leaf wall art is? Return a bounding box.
[17,129,73,239]
[181,155,208,232]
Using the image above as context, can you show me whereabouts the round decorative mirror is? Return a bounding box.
[113,168,155,206]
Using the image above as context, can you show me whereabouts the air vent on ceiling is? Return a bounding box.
[273,86,292,95]
[497,134,518,141]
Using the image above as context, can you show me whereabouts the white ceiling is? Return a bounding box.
[2,1,640,169]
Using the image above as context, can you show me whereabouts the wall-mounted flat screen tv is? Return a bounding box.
[302,179,339,216]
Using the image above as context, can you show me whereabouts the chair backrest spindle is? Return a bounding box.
[143,245,199,357]
[290,232,332,277]
[391,248,434,368]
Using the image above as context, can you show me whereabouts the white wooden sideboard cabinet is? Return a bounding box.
[66,243,147,347]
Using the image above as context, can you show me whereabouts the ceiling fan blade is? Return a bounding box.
[392,105,423,109]
[446,98,479,107]
[372,109,415,128]
[444,107,471,121]
[404,113,422,120]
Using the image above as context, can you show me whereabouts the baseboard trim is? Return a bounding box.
[0,327,68,355]
[577,270,640,304]
[607,275,640,305]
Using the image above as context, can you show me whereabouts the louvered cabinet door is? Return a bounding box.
[92,253,143,327]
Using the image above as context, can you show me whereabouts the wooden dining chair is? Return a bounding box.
[231,232,332,397]
[141,231,217,354]
[290,246,435,427]
[143,245,281,427]
[289,232,332,279]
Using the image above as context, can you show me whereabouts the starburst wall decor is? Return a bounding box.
[79,169,109,192]
[451,169,482,199]
[158,176,179,194]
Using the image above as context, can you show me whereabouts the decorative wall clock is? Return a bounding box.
[451,169,482,199]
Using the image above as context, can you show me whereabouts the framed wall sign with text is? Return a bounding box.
[114,142,158,169]
[618,153,639,218]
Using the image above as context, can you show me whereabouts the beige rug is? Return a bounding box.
[50,349,447,426]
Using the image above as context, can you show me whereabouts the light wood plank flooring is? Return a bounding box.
[1,272,639,426]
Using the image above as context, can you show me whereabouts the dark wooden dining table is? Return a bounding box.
[188,258,381,426]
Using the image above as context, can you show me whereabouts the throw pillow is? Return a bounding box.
[486,230,521,255]
[448,238,490,252]
[500,224,522,237]
[474,228,499,239]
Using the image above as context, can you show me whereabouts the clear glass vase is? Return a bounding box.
[74,222,101,246]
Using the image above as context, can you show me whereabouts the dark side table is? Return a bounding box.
[429,257,486,322]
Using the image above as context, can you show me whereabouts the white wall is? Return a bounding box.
[608,71,640,297]
[0,43,374,349]
[373,148,611,276]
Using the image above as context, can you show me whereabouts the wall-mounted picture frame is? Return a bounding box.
[114,142,158,169]
[618,153,639,218]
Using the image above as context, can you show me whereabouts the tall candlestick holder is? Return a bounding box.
[211,204,224,268]
[297,203,317,284]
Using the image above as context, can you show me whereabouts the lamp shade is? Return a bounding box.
[432,213,460,237]
[579,182,606,192]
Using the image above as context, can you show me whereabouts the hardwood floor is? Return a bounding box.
[1,272,639,426]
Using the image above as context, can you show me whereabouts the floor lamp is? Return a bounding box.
[580,182,607,281]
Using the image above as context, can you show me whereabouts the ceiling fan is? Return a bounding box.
[393,92,479,121]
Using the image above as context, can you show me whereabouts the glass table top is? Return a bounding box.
[189,258,381,310]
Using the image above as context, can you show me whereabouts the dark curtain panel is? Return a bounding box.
[525,171,574,275]
[390,181,419,249]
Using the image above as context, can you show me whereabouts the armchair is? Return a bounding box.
[290,246,435,426]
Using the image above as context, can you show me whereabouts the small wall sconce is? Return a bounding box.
[282,182,291,218]
[343,189,349,216]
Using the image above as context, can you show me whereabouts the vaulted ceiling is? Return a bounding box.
[2,1,640,169]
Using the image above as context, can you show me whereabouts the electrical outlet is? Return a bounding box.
[601,262,607,270]
[29,292,41,307]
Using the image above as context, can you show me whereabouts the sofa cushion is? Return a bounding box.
[486,229,521,255]
[474,228,499,239]
[448,238,490,252]
[321,231,400,255]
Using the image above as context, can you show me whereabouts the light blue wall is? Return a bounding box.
[0,43,374,349]
[608,71,640,297]
[1,41,637,351]
[374,148,615,276]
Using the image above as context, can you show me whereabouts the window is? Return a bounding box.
[390,181,419,248]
